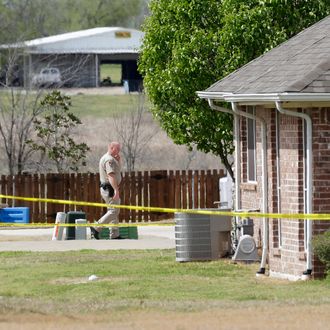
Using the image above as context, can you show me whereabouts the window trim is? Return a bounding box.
[246,106,257,183]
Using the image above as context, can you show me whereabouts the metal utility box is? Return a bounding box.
[232,234,259,262]
[241,218,254,236]
[65,211,86,240]
[175,209,231,262]
[75,219,87,240]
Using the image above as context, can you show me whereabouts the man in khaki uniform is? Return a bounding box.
[90,141,122,239]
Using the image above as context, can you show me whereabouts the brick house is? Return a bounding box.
[198,16,330,280]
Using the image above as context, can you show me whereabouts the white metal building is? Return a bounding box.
[3,27,144,89]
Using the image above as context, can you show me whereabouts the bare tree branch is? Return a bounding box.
[0,47,91,174]
[112,93,158,172]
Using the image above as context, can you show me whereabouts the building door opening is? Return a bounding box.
[100,63,122,86]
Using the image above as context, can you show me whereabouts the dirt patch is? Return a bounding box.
[1,304,329,330]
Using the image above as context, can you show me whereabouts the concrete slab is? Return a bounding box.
[0,225,175,251]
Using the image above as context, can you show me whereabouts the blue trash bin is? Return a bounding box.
[0,207,30,223]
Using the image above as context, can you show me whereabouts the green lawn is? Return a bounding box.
[0,249,329,314]
[0,86,148,118]
[70,94,143,118]
[100,63,122,84]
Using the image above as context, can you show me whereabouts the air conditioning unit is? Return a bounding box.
[175,210,232,262]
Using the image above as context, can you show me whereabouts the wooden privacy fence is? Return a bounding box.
[0,169,225,223]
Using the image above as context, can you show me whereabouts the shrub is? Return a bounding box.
[313,231,330,273]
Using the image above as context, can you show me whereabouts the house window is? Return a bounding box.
[247,106,256,182]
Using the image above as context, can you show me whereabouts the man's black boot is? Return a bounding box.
[90,227,99,240]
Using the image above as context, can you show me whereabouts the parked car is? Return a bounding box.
[32,67,62,87]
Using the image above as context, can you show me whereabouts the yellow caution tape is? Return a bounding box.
[0,222,174,228]
[0,194,330,222]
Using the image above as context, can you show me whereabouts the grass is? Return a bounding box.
[0,249,329,315]
[0,81,150,119]
[69,94,144,118]
[0,89,147,118]
[100,63,122,84]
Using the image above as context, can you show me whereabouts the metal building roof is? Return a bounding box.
[2,27,144,54]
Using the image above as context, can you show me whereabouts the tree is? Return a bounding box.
[217,0,330,76]
[27,91,90,173]
[0,0,68,43]
[0,48,47,175]
[71,0,147,30]
[0,0,149,44]
[112,93,157,172]
[139,0,235,177]
[139,0,330,180]
[0,47,93,174]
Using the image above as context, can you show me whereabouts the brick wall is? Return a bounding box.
[310,109,330,277]
[239,106,330,279]
[277,112,306,277]
[239,109,260,248]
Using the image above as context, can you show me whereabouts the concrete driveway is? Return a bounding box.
[0,225,175,252]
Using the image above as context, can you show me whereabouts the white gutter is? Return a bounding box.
[198,91,232,100]
[231,102,269,276]
[275,102,313,277]
[275,111,283,247]
[208,100,243,258]
[197,91,330,103]
[207,100,240,212]
[207,99,269,275]
[207,99,233,115]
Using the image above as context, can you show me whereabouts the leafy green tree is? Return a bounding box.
[139,0,235,177]
[218,0,330,76]
[70,0,147,30]
[139,0,330,179]
[0,0,68,42]
[27,91,90,173]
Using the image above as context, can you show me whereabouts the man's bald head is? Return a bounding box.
[108,142,121,158]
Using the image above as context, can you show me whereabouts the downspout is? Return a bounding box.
[207,100,241,218]
[275,102,313,277]
[231,102,269,275]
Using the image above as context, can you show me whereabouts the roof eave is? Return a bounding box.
[197,91,330,103]
[197,91,230,100]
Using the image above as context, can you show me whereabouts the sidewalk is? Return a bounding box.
[0,226,175,251]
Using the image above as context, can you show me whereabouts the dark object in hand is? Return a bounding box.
[100,182,114,197]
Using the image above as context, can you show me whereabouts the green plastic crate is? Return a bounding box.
[127,226,138,239]
[99,227,110,240]
[119,227,129,239]
[118,226,138,239]
[98,226,138,239]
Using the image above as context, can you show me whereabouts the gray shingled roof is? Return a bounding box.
[204,15,330,95]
